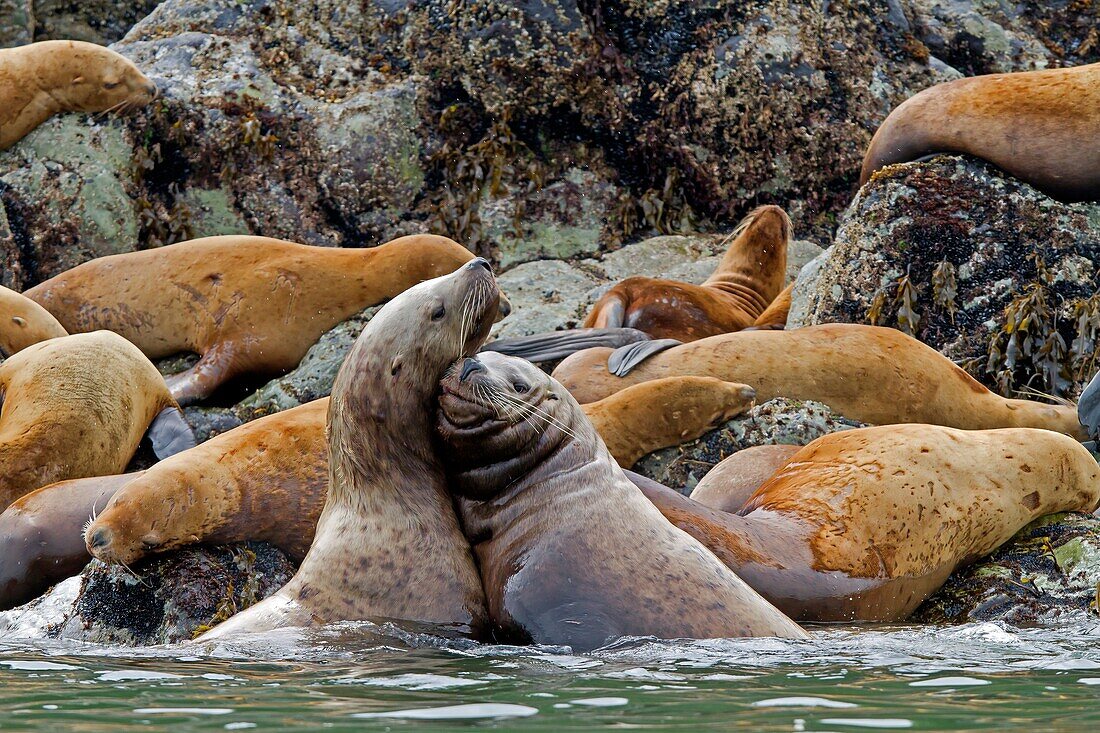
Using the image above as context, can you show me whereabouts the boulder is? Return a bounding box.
[0,542,294,645]
[791,156,1100,399]
[914,512,1100,625]
[632,398,866,493]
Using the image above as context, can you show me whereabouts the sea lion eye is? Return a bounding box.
[103,81,121,89]
[513,382,530,394]
[431,304,446,321]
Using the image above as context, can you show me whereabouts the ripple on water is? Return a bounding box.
[352,703,540,720]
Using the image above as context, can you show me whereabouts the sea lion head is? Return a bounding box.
[35,41,157,114]
[84,469,197,566]
[436,351,584,500]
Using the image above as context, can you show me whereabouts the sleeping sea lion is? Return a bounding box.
[0,40,157,150]
[26,234,489,405]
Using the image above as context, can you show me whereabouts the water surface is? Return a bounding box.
[2,619,1099,731]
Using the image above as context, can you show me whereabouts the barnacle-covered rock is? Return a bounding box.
[0,542,294,646]
[913,512,1100,625]
[632,398,866,493]
[791,156,1100,399]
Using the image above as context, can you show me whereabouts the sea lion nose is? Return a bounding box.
[460,358,484,381]
[88,527,111,551]
[496,293,512,321]
[467,257,492,273]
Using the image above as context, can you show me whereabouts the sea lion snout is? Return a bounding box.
[466,257,492,273]
[87,526,111,552]
[460,358,484,381]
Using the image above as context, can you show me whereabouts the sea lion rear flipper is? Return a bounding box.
[482,328,652,364]
[1079,370,1100,443]
[607,339,682,377]
[147,406,197,460]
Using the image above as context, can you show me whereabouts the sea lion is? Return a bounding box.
[0,40,157,150]
[584,205,789,340]
[583,377,757,467]
[689,444,800,513]
[0,473,139,611]
[26,233,490,405]
[196,258,504,640]
[434,351,807,650]
[0,285,67,359]
[1080,369,1100,444]
[552,324,1087,439]
[85,377,753,569]
[747,282,794,331]
[633,424,1100,621]
[0,331,193,511]
[860,62,1100,203]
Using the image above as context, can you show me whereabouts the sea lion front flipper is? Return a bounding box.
[607,339,682,377]
[482,328,652,364]
[163,343,239,406]
[1080,370,1100,442]
[147,406,197,460]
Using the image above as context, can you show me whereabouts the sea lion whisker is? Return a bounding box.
[494,391,578,440]
[118,559,149,587]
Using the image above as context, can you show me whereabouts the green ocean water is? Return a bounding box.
[1,621,1099,731]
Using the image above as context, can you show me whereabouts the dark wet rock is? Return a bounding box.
[182,406,243,444]
[913,512,1100,625]
[29,1,163,46]
[632,398,866,494]
[0,1,34,47]
[40,542,294,646]
[791,156,1100,399]
[233,305,380,421]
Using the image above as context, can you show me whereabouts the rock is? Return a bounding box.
[182,406,243,444]
[913,512,1100,625]
[790,156,1100,399]
[30,1,164,46]
[45,542,293,646]
[0,542,294,645]
[910,0,1100,74]
[233,305,380,421]
[2,0,1038,287]
[632,398,866,493]
[0,1,33,47]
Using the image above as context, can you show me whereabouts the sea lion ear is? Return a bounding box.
[607,339,682,377]
[1079,370,1100,443]
[390,356,403,377]
[71,76,84,85]
[147,406,197,460]
[11,316,26,327]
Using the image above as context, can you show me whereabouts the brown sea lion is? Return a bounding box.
[26,233,489,405]
[860,62,1100,203]
[0,473,140,611]
[85,400,327,566]
[196,258,504,640]
[689,444,801,513]
[552,324,1087,439]
[583,206,790,341]
[0,40,157,150]
[633,424,1100,621]
[0,285,67,359]
[85,376,753,569]
[0,331,193,511]
[434,352,806,650]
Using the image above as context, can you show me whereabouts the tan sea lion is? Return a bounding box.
[26,233,489,405]
[633,424,1100,621]
[581,377,757,467]
[0,40,157,150]
[85,376,753,569]
[552,324,1087,439]
[748,282,794,331]
[196,258,504,641]
[434,352,807,650]
[0,285,67,359]
[0,473,140,611]
[584,206,790,340]
[860,62,1100,203]
[0,331,193,511]
[689,444,801,513]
